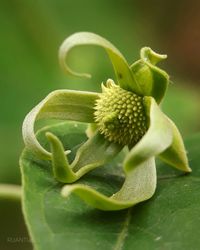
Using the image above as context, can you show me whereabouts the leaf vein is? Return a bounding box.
[113,208,132,250]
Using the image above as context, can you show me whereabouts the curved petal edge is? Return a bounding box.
[22,89,98,159]
[61,158,156,211]
[159,117,192,172]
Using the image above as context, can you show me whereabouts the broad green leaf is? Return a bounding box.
[59,32,142,94]
[130,47,169,103]
[22,89,98,160]
[21,121,200,250]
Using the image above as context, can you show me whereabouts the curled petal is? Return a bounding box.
[124,96,173,171]
[130,47,169,103]
[46,131,122,183]
[159,117,192,172]
[61,158,156,211]
[22,90,98,159]
[140,47,167,65]
[59,32,142,94]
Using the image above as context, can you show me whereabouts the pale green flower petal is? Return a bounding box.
[61,158,156,211]
[22,90,98,160]
[59,32,142,94]
[159,117,192,172]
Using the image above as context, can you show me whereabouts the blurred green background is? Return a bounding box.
[0,0,200,248]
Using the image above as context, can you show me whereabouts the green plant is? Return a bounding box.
[22,32,190,211]
[3,32,198,250]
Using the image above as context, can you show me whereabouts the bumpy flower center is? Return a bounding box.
[94,79,148,147]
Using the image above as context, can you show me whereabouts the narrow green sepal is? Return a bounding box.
[124,96,173,171]
[61,158,156,211]
[130,47,169,103]
[46,131,123,183]
[46,132,77,183]
[159,117,192,172]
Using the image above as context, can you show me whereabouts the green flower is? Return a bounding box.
[22,32,191,211]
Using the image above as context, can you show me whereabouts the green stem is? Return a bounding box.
[0,184,22,200]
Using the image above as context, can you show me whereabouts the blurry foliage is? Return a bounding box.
[0,199,32,250]
[162,83,200,136]
[135,0,200,83]
[0,0,199,185]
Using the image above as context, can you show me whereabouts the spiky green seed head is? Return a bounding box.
[94,79,148,147]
